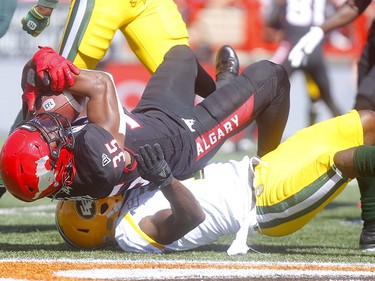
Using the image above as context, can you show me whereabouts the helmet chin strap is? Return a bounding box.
[49,154,76,201]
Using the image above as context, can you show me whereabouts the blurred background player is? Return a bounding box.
[267,0,342,126]
[288,0,375,252]
[0,0,17,198]
[0,0,17,38]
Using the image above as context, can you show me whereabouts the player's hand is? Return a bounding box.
[21,5,50,37]
[33,46,80,92]
[134,143,173,188]
[288,26,324,68]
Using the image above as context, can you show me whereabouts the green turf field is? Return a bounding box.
[0,148,374,265]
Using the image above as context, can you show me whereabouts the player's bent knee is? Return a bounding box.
[359,110,375,145]
[165,45,194,60]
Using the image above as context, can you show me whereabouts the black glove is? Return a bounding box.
[134,143,173,188]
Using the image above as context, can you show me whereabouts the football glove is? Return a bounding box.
[134,143,173,188]
[21,5,50,37]
[33,46,80,92]
[288,26,324,68]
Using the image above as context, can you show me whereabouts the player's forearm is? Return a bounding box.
[69,69,126,141]
[37,0,58,9]
[139,178,205,245]
[320,0,372,33]
[162,179,205,233]
[320,2,360,33]
[35,0,57,16]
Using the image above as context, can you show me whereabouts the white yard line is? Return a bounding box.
[1,259,375,280]
[0,205,55,215]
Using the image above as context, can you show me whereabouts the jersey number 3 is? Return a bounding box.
[105,139,126,168]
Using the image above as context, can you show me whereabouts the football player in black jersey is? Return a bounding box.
[0,44,290,203]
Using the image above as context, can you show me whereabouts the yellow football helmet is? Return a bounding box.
[55,195,122,249]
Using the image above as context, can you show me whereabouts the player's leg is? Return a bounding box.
[122,0,189,73]
[190,59,290,168]
[336,109,375,251]
[304,72,320,125]
[305,50,342,118]
[133,45,198,113]
[353,37,375,251]
[354,69,375,249]
[58,0,123,69]
[134,43,241,115]
[255,110,364,236]
[251,62,290,156]
[122,0,217,97]
[357,36,375,88]
[354,67,375,111]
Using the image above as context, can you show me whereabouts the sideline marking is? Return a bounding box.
[0,259,375,280]
[0,205,55,215]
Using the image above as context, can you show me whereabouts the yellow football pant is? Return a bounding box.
[255,110,363,236]
[59,0,189,72]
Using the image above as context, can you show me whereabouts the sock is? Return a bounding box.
[353,145,375,177]
[353,146,375,222]
[358,177,375,222]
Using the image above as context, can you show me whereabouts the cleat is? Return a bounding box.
[359,220,375,252]
[215,45,239,88]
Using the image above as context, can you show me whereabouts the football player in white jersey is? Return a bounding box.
[57,108,375,254]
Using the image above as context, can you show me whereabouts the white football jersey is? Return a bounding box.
[115,156,256,253]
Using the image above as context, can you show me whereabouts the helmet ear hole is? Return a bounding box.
[77,228,89,233]
[26,186,36,193]
[100,203,109,214]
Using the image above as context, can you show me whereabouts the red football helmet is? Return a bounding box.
[55,195,123,249]
[0,112,75,202]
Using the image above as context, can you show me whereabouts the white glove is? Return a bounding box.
[288,26,324,68]
[227,216,253,256]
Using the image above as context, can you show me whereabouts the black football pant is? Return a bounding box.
[136,45,290,177]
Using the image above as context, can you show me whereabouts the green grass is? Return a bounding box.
[0,140,374,264]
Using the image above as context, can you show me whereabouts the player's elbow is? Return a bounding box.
[92,71,114,93]
[188,204,206,227]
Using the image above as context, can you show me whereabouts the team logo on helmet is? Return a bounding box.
[75,199,97,220]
